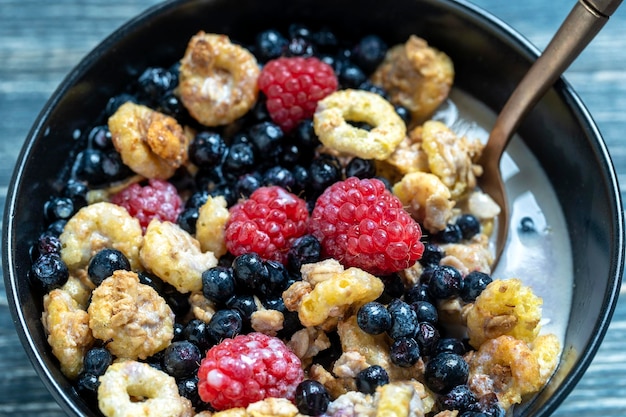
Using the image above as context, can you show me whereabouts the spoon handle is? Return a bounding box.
[482,0,622,163]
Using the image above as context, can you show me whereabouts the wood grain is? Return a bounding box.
[1,0,625,415]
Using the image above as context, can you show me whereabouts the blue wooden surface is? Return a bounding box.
[1,0,625,415]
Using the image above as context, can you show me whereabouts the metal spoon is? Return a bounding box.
[478,0,622,267]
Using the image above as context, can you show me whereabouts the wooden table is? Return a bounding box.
[1,0,625,415]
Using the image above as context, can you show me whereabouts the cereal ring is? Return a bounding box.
[313,89,406,160]
[179,32,260,126]
[60,202,143,273]
[109,101,190,179]
[98,360,193,417]
[88,270,174,360]
[371,35,454,124]
[42,289,94,379]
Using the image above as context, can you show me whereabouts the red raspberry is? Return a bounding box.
[197,332,304,410]
[309,177,424,276]
[225,186,309,264]
[110,179,182,231]
[258,56,338,132]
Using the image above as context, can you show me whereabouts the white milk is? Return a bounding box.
[432,89,573,344]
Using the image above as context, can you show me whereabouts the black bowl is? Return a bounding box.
[3,0,624,416]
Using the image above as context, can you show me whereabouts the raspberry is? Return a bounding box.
[308,177,424,275]
[110,179,182,231]
[258,56,338,132]
[197,332,304,410]
[225,186,309,264]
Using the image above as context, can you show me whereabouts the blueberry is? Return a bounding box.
[207,309,243,342]
[435,337,467,356]
[138,271,165,293]
[345,157,376,179]
[394,105,411,126]
[232,253,269,293]
[189,131,226,167]
[173,322,185,342]
[435,223,463,243]
[438,384,477,412]
[62,179,89,209]
[83,347,112,376]
[338,62,367,89]
[467,393,505,417]
[291,164,310,195]
[390,337,421,367]
[163,341,201,379]
[460,271,492,302]
[248,121,284,159]
[178,376,204,410]
[177,207,199,234]
[43,196,75,223]
[279,143,302,167]
[424,352,469,394]
[36,234,62,256]
[387,299,418,339]
[225,294,258,322]
[288,23,313,40]
[352,35,388,73]
[261,260,290,295]
[105,93,138,116]
[255,29,288,62]
[357,301,392,335]
[287,234,321,273]
[223,142,256,175]
[405,283,432,304]
[293,119,320,151]
[456,214,481,240]
[46,219,67,238]
[186,190,210,209]
[419,242,443,267]
[311,27,338,53]
[308,154,342,192]
[87,248,131,286]
[355,365,389,394]
[159,92,186,118]
[235,172,263,198]
[263,166,295,190]
[88,125,113,150]
[202,266,236,305]
[295,380,330,415]
[411,301,438,324]
[75,372,100,398]
[428,265,462,300]
[415,321,440,356]
[30,254,69,291]
[161,283,191,316]
[358,80,388,98]
[285,36,315,57]
[380,273,405,299]
[137,67,177,102]
[181,319,212,352]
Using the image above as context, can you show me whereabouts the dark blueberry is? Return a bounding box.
[459,413,489,417]
[75,372,100,398]
[182,319,212,352]
[381,273,405,299]
[415,321,440,356]
[30,254,69,291]
[420,265,436,284]
[467,393,505,417]
[159,92,186,118]
[295,380,330,416]
[405,283,432,304]
[62,179,89,209]
[83,347,113,376]
[137,67,177,102]
[209,183,237,207]
[308,154,342,192]
[88,125,113,150]
[387,299,418,339]
[438,384,477,412]
[287,234,321,273]
[189,131,227,167]
[196,165,227,191]
[428,265,462,300]
[248,121,284,159]
[280,309,304,339]
[138,271,165,293]
[424,352,469,394]
[163,341,201,379]
[411,301,439,324]
[263,166,295,190]
[460,271,493,302]
[225,294,258,322]
[395,105,411,126]
[87,248,131,286]
[46,219,67,237]
[36,234,62,256]
[435,338,466,356]
[235,172,263,198]
[285,36,315,57]
[262,295,287,312]
[177,207,199,234]
[293,119,320,151]
[358,80,388,98]
[43,196,75,223]
[357,301,392,335]
[390,337,421,367]
[352,35,388,74]
[311,27,338,53]
[338,62,367,89]
[223,142,256,175]
[291,164,310,194]
[202,266,236,305]
[178,376,205,410]
[288,23,313,40]
[419,242,443,267]
[103,151,133,182]
[145,350,165,371]
[255,29,289,62]
[173,322,185,342]
[162,283,191,316]
[207,309,243,342]
[261,260,290,295]
[232,253,269,292]
[186,190,210,209]
[345,157,376,179]
[249,95,270,122]
[311,330,341,369]
[456,214,481,240]
[278,143,302,167]
[520,216,535,233]
[355,365,390,394]
[105,93,138,116]
[374,175,393,190]
[435,223,463,243]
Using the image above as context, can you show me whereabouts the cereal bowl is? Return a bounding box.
[3,0,624,416]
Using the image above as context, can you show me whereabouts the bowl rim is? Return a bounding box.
[3,0,624,415]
